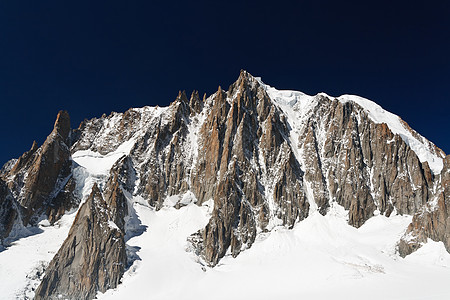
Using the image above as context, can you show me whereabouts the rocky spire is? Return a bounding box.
[177,90,188,103]
[6,110,74,225]
[189,90,203,114]
[53,110,71,144]
[190,71,309,265]
[9,140,39,175]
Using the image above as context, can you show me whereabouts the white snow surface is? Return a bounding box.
[0,213,76,299]
[96,201,450,300]
[257,78,445,174]
[71,138,136,176]
[3,197,450,299]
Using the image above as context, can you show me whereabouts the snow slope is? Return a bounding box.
[0,214,75,299]
[5,194,448,299]
[97,201,450,300]
[72,138,136,177]
[97,198,214,300]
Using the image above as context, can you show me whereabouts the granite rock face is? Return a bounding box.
[0,178,18,242]
[0,71,447,298]
[0,111,78,246]
[191,72,309,265]
[297,98,433,227]
[35,181,128,300]
[398,155,450,256]
[4,111,75,225]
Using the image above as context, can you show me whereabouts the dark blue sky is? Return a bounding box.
[0,1,449,166]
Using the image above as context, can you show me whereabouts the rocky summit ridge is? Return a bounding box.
[0,70,448,299]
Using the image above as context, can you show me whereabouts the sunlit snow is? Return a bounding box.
[95,201,450,300]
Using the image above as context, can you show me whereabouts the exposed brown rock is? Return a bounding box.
[302,122,329,215]
[46,176,77,225]
[0,70,447,298]
[399,155,450,257]
[63,72,445,268]
[6,110,74,225]
[9,141,38,175]
[53,110,71,145]
[139,98,191,208]
[300,96,432,227]
[273,144,309,228]
[35,183,127,300]
[189,90,203,114]
[0,178,19,243]
[191,71,309,265]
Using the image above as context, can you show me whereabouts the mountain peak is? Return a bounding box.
[235,69,259,86]
[238,69,251,79]
[53,110,71,142]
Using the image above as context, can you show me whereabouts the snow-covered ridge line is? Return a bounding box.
[74,74,444,175]
[256,77,444,174]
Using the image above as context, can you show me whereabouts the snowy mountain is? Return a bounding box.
[0,70,449,299]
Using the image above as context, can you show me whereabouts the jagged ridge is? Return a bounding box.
[0,70,448,299]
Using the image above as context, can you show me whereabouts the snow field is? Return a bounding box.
[97,201,450,300]
[0,213,75,299]
[2,194,449,299]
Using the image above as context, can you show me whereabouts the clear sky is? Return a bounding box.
[0,1,449,166]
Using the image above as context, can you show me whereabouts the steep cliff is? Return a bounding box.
[0,178,18,243]
[0,111,78,244]
[35,176,128,299]
[398,154,450,256]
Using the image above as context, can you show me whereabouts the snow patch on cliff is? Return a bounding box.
[72,139,136,176]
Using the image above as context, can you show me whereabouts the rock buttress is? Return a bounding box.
[34,182,128,300]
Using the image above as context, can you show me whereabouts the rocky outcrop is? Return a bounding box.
[0,158,17,178]
[190,71,309,265]
[5,111,75,225]
[297,97,433,228]
[398,155,450,256]
[0,178,19,243]
[46,176,77,225]
[136,91,201,208]
[35,181,128,300]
